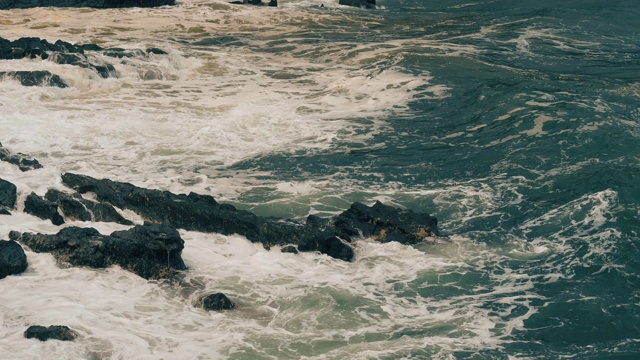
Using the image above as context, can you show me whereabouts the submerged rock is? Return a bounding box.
[339,0,375,9]
[200,293,236,311]
[24,325,77,342]
[0,0,175,9]
[0,71,67,87]
[0,142,43,171]
[0,240,28,279]
[10,222,187,280]
[0,177,17,209]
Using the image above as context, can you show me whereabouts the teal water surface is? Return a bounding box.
[225,0,640,357]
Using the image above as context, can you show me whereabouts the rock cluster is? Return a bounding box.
[61,173,439,261]
[0,37,170,88]
[10,222,187,280]
[0,142,43,171]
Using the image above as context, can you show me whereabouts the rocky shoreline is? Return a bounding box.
[0,143,439,278]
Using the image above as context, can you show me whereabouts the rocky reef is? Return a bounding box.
[10,222,187,280]
[61,173,439,261]
[0,37,169,87]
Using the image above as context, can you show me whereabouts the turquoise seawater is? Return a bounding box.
[227,0,640,357]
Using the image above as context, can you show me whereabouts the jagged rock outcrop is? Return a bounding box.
[199,293,236,311]
[0,71,67,87]
[45,189,134,225]
[0,240,28,279]
[24,325,77,341]
[24,193,65,225]
[62,173,356,261]
[339,0,375,9]
[60,173,439,261]
[0,142,43,171]
[333,201,439,244]
[10,222,187,279]
[0,37,116,80]
[23,189,134,226]
[0,0,175,9]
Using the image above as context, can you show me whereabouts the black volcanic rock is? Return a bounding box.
[61,173,355,260]
[0,0,175,9]
[24,325,77,341]
[0,142,43,171]
[0,71,68,87]
[334,201,439,244]
[200,293,236,311]
[0,240,28,279]
[60,173,439,260]
[339,0,375,8]
[0,177,17,209]
[0,37,116,79]
[24,192,65,225]
[10,222,187,279]
[45,189,134,225]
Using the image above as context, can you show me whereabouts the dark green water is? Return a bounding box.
[225,0,640,357]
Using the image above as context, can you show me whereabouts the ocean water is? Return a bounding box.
[0,0,639,358]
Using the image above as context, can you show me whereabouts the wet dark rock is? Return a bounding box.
[0,37,80,60]
[60,173,439,260]
[0,209,10,215]
[24,193,64,225]
[0,37,116,79]
[339,0,375,8]
[0,71,68,88]
[24,325,77,342]
[0,177,17,209]
[0,142,43,171]
[200,293,236,311]
[61,173,354,259]
[10,222,187,280]
[0,0,175,9]
[0,240,28,279]
[334,201,439,244]
[45,189,134,225]
[281,245,299,254]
